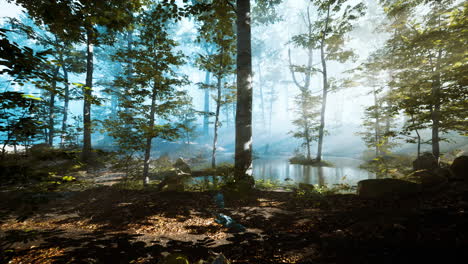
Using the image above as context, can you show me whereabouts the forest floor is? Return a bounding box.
[1,171,468,264]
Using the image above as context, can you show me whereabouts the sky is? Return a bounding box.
[0,0,23,20]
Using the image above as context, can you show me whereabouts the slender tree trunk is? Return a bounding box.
[306,136,311,160]
[431,49,442,160]
[124,30,134,123]
[410,113,421,160]
[234,0,254,185]
[372,86,380,157]
[268,88,274,138]
[212,76,222,169]
[257,63,266,129]
[316,5,331,162]
[60,65,69,148]
[288,10,313,159]
[82,26,94,161]
[203,71,211,138]
[143,83,158,186]
[48,66,60,147]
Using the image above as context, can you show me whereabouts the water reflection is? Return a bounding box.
[252,156,374,186]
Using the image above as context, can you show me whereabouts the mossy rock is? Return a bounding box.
[406,170,448,191]
[357,178,421,199]
[450,155,468,180]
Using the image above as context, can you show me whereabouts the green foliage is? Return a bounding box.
[290,90,321,159]
[354,53,398,158]
[0,28,51,85]
[103,5,191,174]
[380,0,468,144]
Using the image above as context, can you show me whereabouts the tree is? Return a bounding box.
[288,4,319,161]
[0,27,52,153]
[0,92,45,157]
[106,6,188,185]
[196,0,236,169]
[312,0,365,162]
[234,0,254,186]
[290,89,321,160]
[353,52,397,158]
[381,0,468,160]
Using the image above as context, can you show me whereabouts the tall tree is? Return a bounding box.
[381,0,468,160]
[312,0,365,162]
[234,0,254,186]
[107,6,188,185]
[196,0,236,169]
[289,4,319,161]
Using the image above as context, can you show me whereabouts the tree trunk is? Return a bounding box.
[431,49,442,160]
[288,9,314,159]
[212,76,222,169]
[316,5,331,163]
[143,83,158,186]
[372,86,380,157]
[203,71,211,138]
[82,26,94,161]
[48,66,60,147]
[410,113,421,161]
[60,64,69,148]
[257,63,266,129]
[234,0,254,185]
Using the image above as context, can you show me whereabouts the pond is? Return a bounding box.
[252,156,375,187]
[193,155,375,187]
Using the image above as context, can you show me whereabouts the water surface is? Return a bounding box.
[252,156,375,186]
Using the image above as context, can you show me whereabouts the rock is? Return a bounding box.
[174,157,191,174]
[433,167,454,179]
[410,170,448,191]
[157,169,189,191]
[357,178,421,199]
[433,167,451,178]
[298,183,315,192]
[413,152,439,171]
[450,155,468,180]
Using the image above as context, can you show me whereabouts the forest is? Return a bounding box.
[0,0,467,263]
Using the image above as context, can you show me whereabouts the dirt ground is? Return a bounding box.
[1,177,468,264]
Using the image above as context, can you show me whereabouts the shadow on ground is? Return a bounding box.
[1,184,468,263]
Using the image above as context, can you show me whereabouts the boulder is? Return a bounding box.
[174,157,191,174]
[410,170,448,191]
[157,169,190,191]
[433,167,452,178]
[357,178,421,199]
[450,155,468,180]
[298,183,315,192]
[413,152,438,171]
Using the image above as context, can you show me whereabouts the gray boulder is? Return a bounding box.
[174,157,191,174]
[410,170,448,191]
[157,169,190,191]
[357,178,421,199]
[413,152,439,171]
[450,155,468,180]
